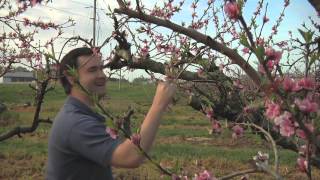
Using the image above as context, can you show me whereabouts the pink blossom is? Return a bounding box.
[232,125,244,139]
[105,127,118,139]
[139,45,149,57]
[282,76,301,92]
[253,151,269,164]
[282,76,294,91]
[258,64,266,74]
[284,0,290,7]
[150,8,165,18]
[224,2,240,20]
[206,109,214,119]
[192,12,198,18]
[298,145,308,156]
[279,118,295,137]
[219,64,225,71]
[171,174,188,180]
[156,44,163,52]
[233,79,244,89]
[274,111,292,126]
[31,0,39,6]
[242,47,250,54]
[155,34,164,41]
[265,101,281,119]
[23,18,30,26]
[296,129,306,139]
[295,98,318,113]
[256,38,264,46]
[276,41,288,47]
[191,2,197,9]
[266,60,275,71]
[204,19,209,25]
[172,174,180,180]
[180,36,188,45]
[298,77,315,90]
[130,133,141,146]
[243,106,255,114]
[92,47,101,57]
[197,68,205,77]
[297,157,308,173]
[240,175,249,180]
[166,2,173,10]
[211,120,222,134]
[265,47,274,57]
[265,47,282,63]
[296,124,314,139]
[272,26,278,34]
[195,170,215,180]
[263,16,269,23]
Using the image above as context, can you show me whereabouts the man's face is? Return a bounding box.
[76,54,107,97]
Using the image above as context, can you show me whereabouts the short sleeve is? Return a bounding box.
[68,116,122,168]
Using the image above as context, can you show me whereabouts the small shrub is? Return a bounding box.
[0,111,20,126]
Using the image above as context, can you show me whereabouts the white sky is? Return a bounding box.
[3,0,319,81]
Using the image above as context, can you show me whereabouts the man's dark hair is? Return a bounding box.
[60,47,93,94]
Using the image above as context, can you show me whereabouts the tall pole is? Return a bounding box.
[118,69,121,90]
[93,0,97,46]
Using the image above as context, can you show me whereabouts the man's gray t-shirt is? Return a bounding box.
[46,96,121,180]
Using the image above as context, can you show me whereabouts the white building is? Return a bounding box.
[2,72,34,83]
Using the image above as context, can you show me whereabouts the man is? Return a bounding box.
[46,47,176,179]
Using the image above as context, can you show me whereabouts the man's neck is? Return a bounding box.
[69,90,94,107]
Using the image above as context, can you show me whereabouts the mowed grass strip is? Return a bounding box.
[1,81,317,179]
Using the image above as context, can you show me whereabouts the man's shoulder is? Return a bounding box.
[55,106,97,126]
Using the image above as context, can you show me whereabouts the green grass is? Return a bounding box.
[0,84,34,104]
[0,137,48,156]
[0,83,66,104]
[158,126,211,137]
[106,82,156,102]
[0,81,316,179]
[152,143,297,165]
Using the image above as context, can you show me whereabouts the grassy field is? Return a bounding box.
[0,82,319,180]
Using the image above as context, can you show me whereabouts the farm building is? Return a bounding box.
[2,71,34,83]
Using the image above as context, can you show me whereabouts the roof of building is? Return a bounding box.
[3,71,34,78]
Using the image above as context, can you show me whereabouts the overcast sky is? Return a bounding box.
[5,0,319,81]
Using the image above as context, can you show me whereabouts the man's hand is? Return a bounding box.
[152,80,177,111]
[111,79,176,168]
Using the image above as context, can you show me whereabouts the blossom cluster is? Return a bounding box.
[23,17,58,30]
[265,76,318,133]
[171,169,216,180]
[149,0,184,20]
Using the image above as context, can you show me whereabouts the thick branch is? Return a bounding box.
[105,55,231,82]
[114,6,261,86]
[308,0,320,12]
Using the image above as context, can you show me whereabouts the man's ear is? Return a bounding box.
[64,70,75,85]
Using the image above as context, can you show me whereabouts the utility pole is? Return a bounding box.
[34,40,41,106]
[119,69,121,90]
[93,0,97,46]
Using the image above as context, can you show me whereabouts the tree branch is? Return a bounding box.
[114,6,261,86]
[307,0,320,13]
[0,78,51,141]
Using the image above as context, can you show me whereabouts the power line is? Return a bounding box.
[41,4,93,19]
[69,0,92,7]
[93,0,96,46]
[69,0,108,11]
